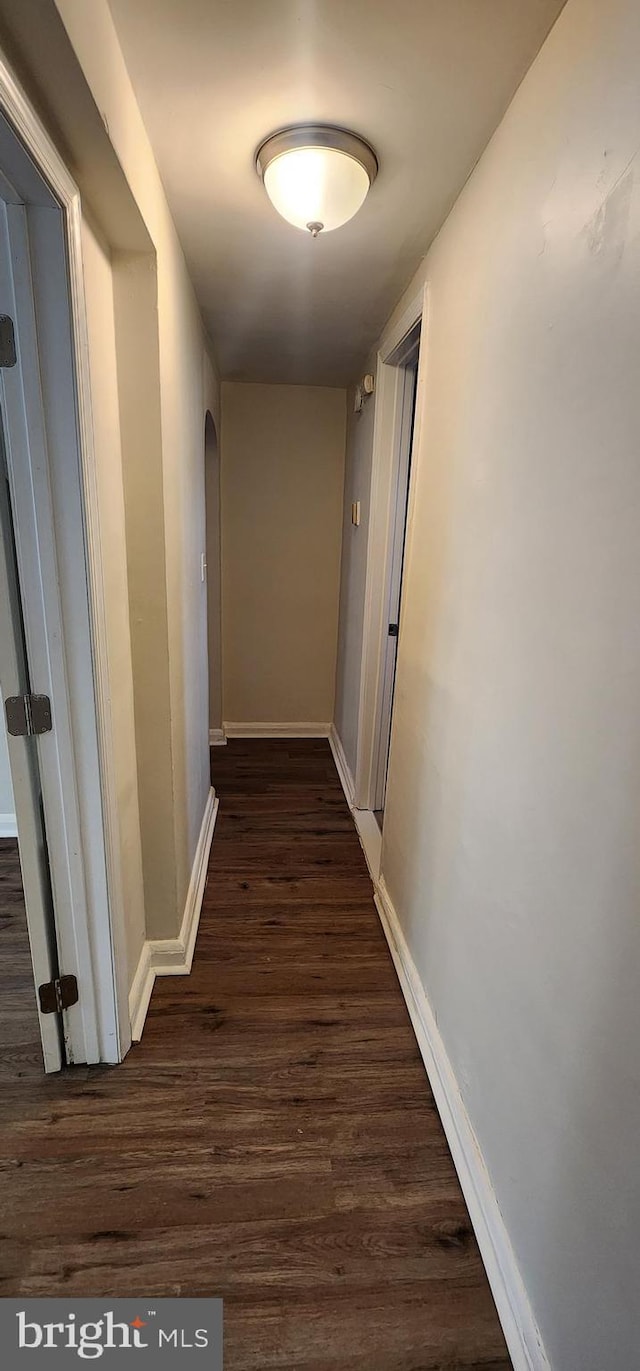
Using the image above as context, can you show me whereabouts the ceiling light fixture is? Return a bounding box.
[256,125,378,237]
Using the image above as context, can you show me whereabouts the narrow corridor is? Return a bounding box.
[1,740,510,1369]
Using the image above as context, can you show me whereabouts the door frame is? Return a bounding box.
[370,338,420,813]
[205,410,224,746]
[355,285,426,820]
[0,386,63,1073]
[0,49,129,1063]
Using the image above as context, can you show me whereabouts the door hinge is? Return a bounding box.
[0,315,16,367]
[39,974,78,1015]
[388,623,399,637]
[5,693,52,737]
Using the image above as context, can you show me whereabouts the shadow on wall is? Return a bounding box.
[205,411,222,735]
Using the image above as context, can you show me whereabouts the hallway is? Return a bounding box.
[0,740,510,1369]
[1,2,638,1362]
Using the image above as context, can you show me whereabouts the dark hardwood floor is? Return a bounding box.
[0,739,511,1370]
[0,837,46,1081]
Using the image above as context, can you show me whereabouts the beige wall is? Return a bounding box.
[52,0,220,942]
[111,251,177,939]
[81,218,146,978]
[335,0,640,1365]
[0,0,221,978]
[222,383,346,726]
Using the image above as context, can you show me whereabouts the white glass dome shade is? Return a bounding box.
[256,126,378,236]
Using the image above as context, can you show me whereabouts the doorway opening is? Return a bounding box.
[371,321,420,827]
[353,290,425,878]
[0,404,63,1071]
[0,57,128,1069]
[205,411,224,747]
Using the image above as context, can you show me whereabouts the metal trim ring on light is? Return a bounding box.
[255,124,379,188]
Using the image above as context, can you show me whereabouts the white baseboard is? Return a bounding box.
[223,721,331,738]
[331,722,544,1367]
[374,876,549,1371]
[128,940,154,1044]
[329,727,382,878]
[0,812,17,837]
[209,728,227,746]
[352,807,382,882]
[129,787,219,1042]
[329,724,355,806]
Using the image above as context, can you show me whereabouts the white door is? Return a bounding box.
[0,72,126,1067]
[0,403,63,1072]
[372,357,419,813]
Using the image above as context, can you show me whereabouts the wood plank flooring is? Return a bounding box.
[0,837,46,1081]
[0,739,511,1370]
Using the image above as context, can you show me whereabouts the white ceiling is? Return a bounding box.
[107,0,565,386]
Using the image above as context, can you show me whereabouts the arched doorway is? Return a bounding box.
[205,412,223,741]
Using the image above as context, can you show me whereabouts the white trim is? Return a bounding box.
[374,876,550,1371]
[1,201,106,1067]
[354,353,403,808]
[66,190,131,1062]
[354,285,427,811]
[352,808,382,882]
[379,286,426,362]
[152,789,218,975]
[0,373,63,1071]
[0,812,17,837]
[329,726,381,878]
[223,722,331,738]
[328,724,355,807]
[127,940,154,1045]
[209,727,227,746]
[129,788,219,1042]
[0,47,128,1062]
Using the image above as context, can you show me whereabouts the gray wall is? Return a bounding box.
[335,0,640,1365]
